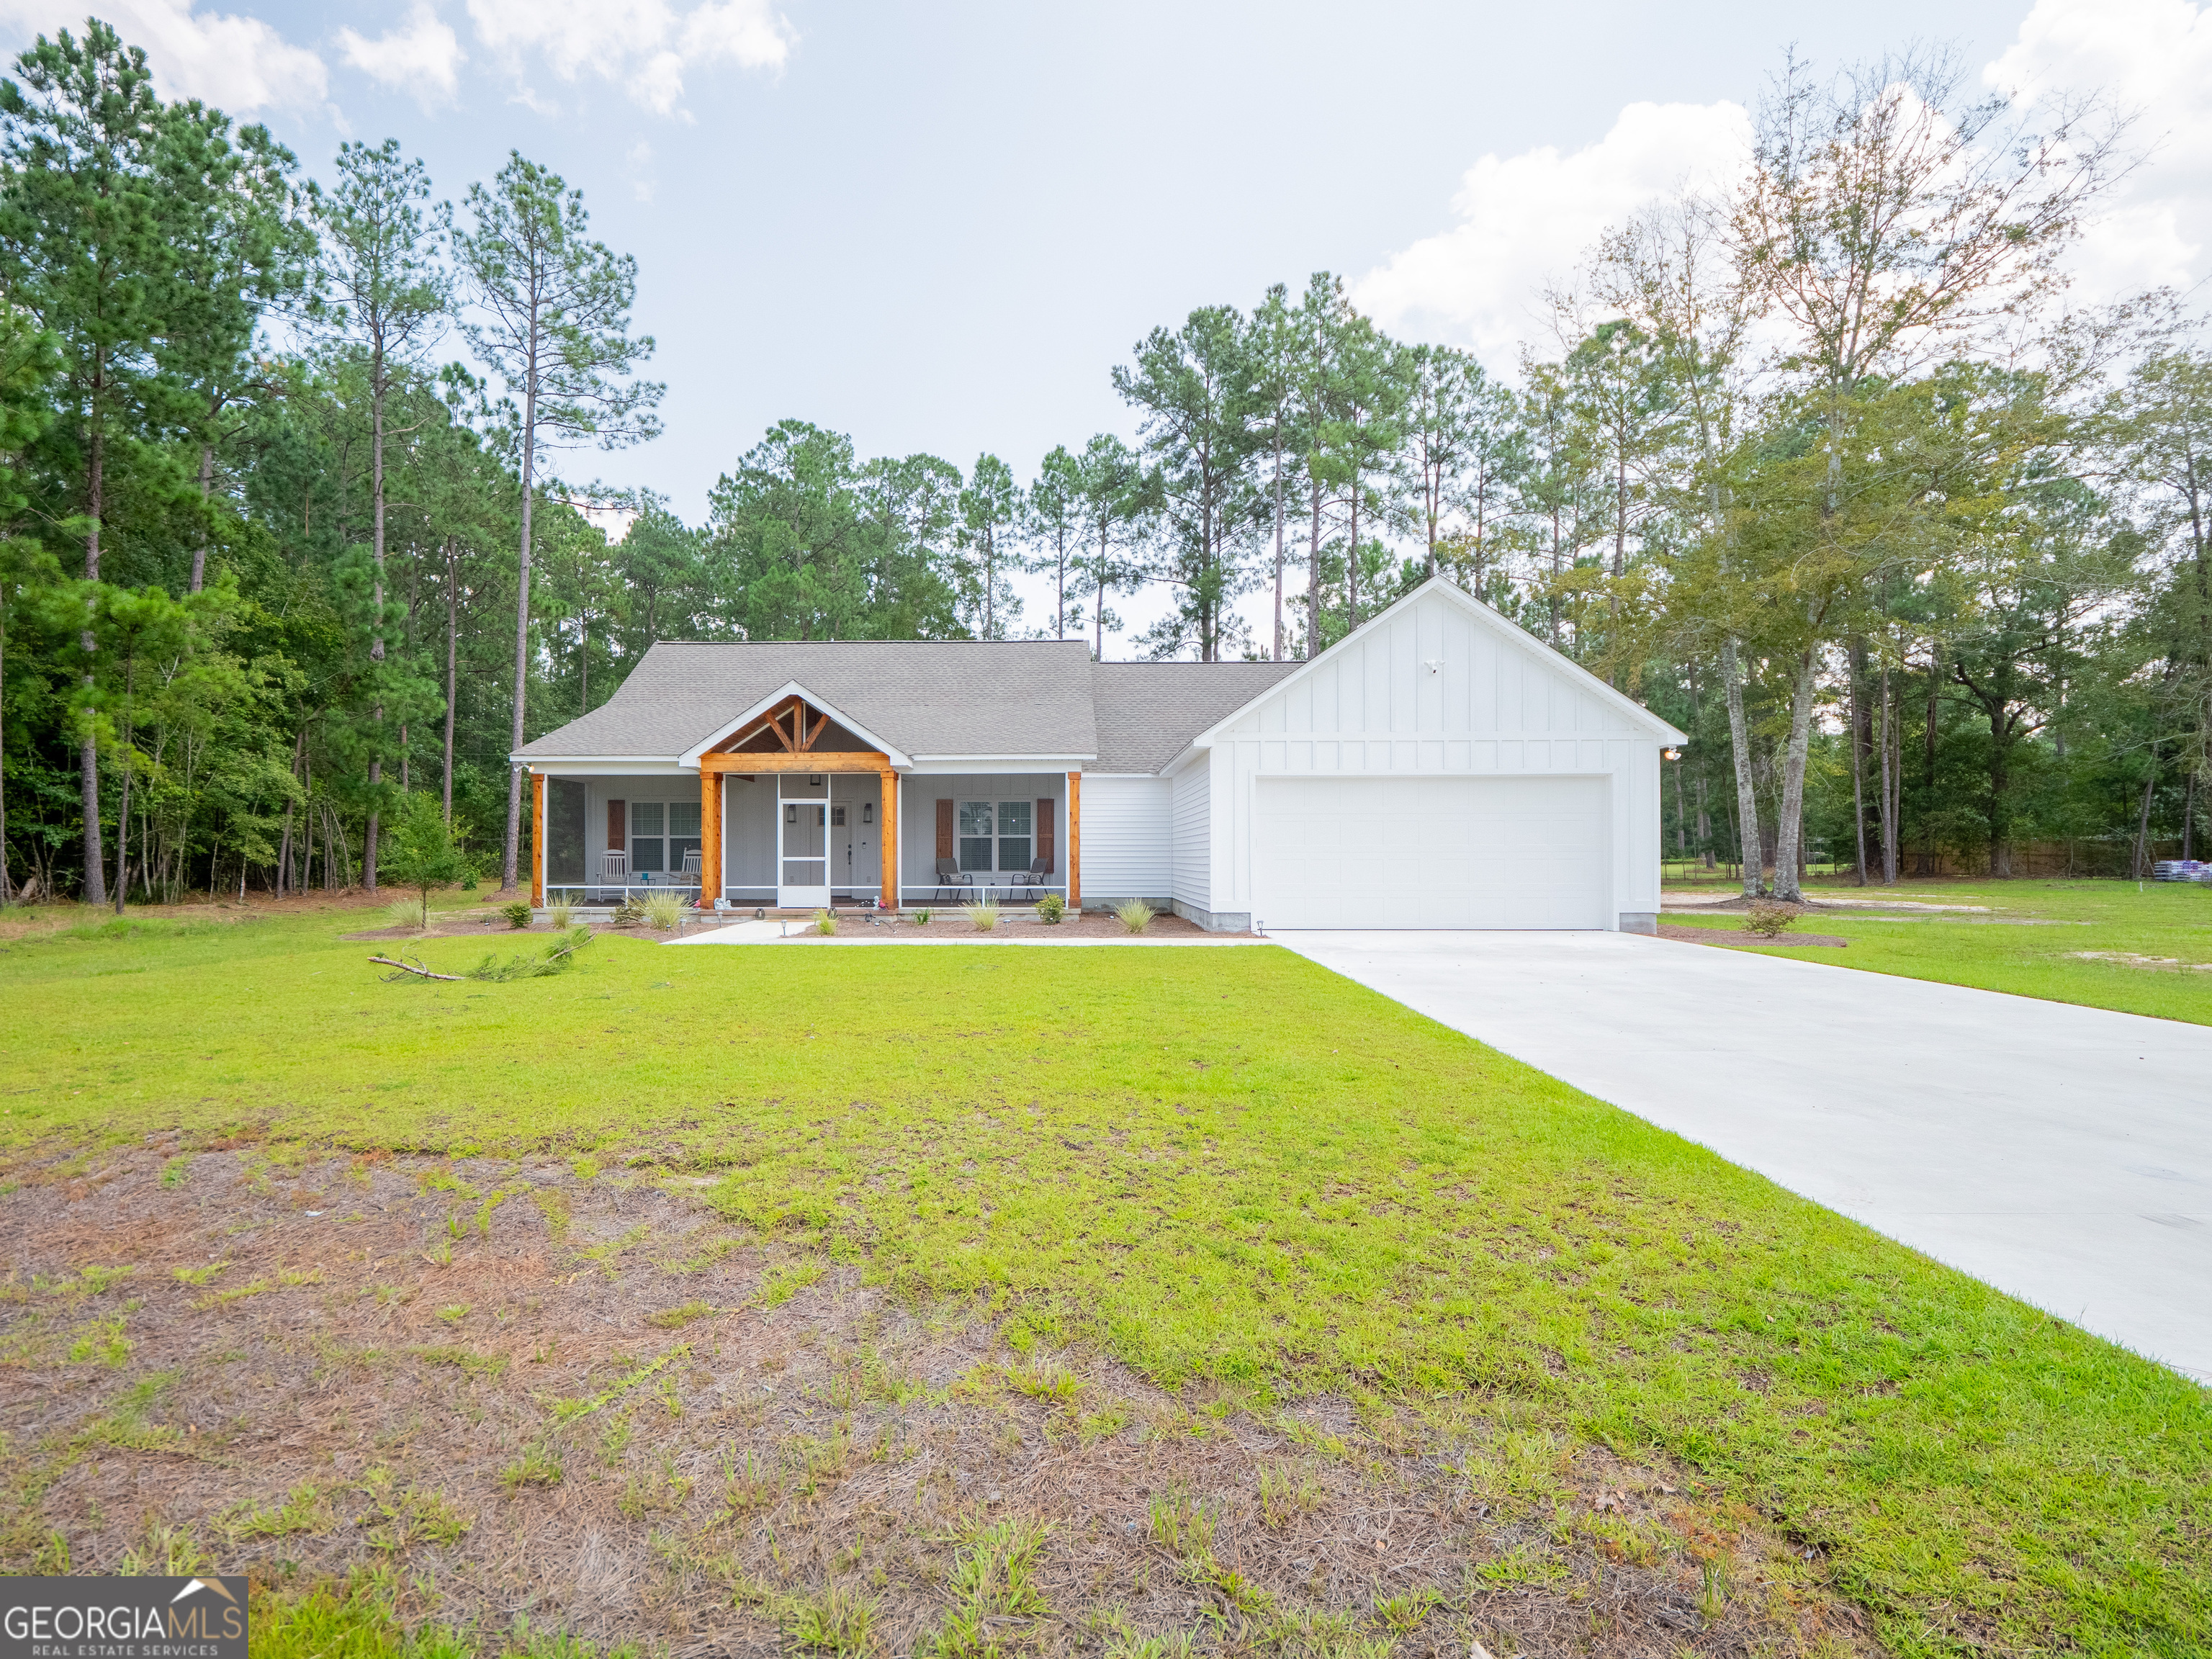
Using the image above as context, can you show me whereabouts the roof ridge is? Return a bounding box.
[645,637,1089,647]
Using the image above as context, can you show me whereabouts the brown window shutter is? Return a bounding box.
[1036,797,1054,870]
[608,799,625,846]
[935,798,953,860]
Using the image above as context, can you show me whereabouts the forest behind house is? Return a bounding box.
[1,24,2208,908]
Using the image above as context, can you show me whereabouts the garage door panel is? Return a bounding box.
[1254,775,1608,930]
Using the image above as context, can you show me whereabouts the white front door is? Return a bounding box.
[778,784,830,909]
[1253,775,1611,930]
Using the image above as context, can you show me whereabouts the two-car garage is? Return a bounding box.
[1172,577,1681,934]
[1250,774,1613,930]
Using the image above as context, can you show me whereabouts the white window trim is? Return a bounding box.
[956,796,1045,876]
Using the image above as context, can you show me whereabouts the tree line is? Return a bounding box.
[1,24,2205,904]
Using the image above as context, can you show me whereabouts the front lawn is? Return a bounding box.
[1,898,2206,1656]
[1663,878,2212,1024]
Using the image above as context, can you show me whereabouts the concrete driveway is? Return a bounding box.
[1268,930,2212,1381]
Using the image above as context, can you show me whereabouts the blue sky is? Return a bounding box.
[3,0,2207,644]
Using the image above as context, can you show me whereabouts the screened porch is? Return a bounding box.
[541,775,705,903]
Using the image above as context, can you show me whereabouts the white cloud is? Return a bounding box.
[338,2,464,106]
[679,0,791,71]
[1354,101,1752,370]
[1364,1,2212,372]
[1984,0,2212,303]
[0,0,325,112]
[464,0,793,116]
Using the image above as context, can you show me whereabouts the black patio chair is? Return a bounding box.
[1015,855,1053,904]
[934,858,975,905]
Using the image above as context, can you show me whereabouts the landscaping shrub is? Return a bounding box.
[1745,902,1798,938]
[1115,898,1154,935]
[967,899,1000,932]
[547,900,574,928]
[500,901,532,930]
[1036,892,1065,923]
[640,892,684,931]
[384,899,425,934]
[814,909,838,935]
[911,908,932,926]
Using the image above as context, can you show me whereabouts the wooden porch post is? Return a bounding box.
[530,770,545,908]
[1066,770,1080,911]
[700,770,721,905]
[879,768,898,909]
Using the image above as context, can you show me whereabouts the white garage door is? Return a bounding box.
[1254,775,1609,930]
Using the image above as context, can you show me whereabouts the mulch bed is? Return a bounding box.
[346,912,1250,945]
[785,909,1247,943]
[1658,925,1848,950]
[0,1146,1876,1657]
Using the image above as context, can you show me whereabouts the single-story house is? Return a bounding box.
[512,575,1687,932]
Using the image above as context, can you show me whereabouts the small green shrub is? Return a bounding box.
[384,898,425,934]
[1744,902,1798,938]
[1115,898,1155,935]
[500,901,532,930]
[1036,891,1066,923]
[639,892,684,931]
[813,909,838,935]
[911,907,931,926]
[547,900,574,928]
[967,899,1000,932]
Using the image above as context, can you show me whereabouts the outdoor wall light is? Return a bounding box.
[809,773,823,786]
[1662,747,1682,762]
[862,802,873,824]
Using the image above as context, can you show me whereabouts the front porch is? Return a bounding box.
[529,692,1082,914]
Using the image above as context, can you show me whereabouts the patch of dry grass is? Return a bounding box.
[0,1150,1872,1658]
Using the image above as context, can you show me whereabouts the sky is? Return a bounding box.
[1,0,2208,651]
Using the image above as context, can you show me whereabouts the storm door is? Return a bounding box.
[778,774,830,909]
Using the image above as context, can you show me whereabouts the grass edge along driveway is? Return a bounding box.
[3,907,2208,1655]
[1662,878,2212,1026]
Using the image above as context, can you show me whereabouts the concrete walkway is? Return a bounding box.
[1269,930,2212,1381]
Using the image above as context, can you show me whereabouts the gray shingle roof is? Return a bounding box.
[516,640,1305,772]
[1089,660,1300,773]
[514,639,1100,762]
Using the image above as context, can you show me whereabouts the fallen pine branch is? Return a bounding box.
[371,954,463,982]
[470,925,595,981]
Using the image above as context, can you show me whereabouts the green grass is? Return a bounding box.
[1663,877,2212,1023]
[251,1575,635,1659]
[3,900,2208,1653]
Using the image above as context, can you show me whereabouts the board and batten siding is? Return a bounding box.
[1077,775,1173,903]
[1205,589,1668,930]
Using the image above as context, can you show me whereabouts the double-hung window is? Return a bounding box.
[957,799,1033,873]
[957,801,994,872]
[631,801,665,873]
[667,801,701,872]
[997,800,1032,872]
